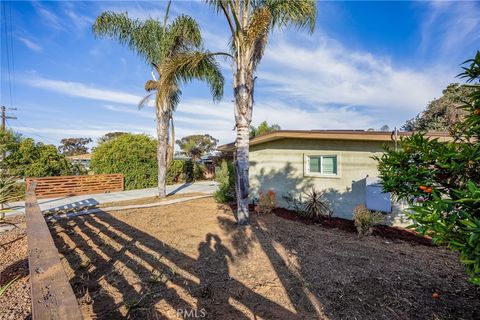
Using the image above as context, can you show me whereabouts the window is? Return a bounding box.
[306,155,338,176]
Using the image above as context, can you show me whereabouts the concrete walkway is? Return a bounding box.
[6,181,218,217]
[49,194,213,220]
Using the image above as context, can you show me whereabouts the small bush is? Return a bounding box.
[193,163,205,181]
[166,160,186,184]
[0,175,17,221]
[353,205,384,236]
[303,189,331,220]
[213,160,235,203]
[255,190,276,214]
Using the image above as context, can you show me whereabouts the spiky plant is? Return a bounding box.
[0,175,17,221]
[206,0,317,224]
[303,188,331,220]
[93,1,224,197]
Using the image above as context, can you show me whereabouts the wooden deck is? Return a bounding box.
[25,183,83,320]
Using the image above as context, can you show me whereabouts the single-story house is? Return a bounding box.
[219,130,451,226]
[67,153,92,170]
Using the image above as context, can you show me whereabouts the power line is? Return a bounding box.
[2,1,13,107]
[8,4,17,109]
[12,118,59,144]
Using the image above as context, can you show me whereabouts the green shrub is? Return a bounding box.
[376,51,480,285]
[353,205,384,236]
[166,160,186,184]
[213,160,235,203]
[193,163,205,181]
[91,134,157,190]
[255,190,276,214]
[0,175,17,220]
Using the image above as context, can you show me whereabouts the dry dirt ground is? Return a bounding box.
[48,198,480,320]
[0,216,31,320]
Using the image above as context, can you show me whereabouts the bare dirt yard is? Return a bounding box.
[48,197,480,320]
[0,216,31,320]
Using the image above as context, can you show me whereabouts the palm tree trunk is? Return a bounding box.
[156,106,170,198]
[233,59,254,225]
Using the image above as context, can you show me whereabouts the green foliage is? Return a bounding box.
[97,132,128,145]
[193,162,206,181]
[353,205,384,236]
[250,121,281,138]
[403,83,475,132]
[58,137,92,156]
[4,138,73,178]
[176,134,218,160]
[0,175,18,220]
[213,160,235,203]
[91,134,158,190]
[166,159,187,184]
[376,51,480,285]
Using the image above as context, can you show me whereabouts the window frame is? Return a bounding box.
[304,154,340,178]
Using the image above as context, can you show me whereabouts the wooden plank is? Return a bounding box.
[25,183,83,320]
[26,174,124,199]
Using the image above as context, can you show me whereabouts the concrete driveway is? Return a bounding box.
[6,181,218,217]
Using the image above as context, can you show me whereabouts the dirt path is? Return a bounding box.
[49,198,480,320]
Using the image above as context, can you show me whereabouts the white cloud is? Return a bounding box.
[23,76,142,105]
[32,2,63,30]
[65,8,93,31]
[259,36,453,117]
[17,36,42,52]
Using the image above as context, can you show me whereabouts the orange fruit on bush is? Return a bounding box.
[425,187,433,193]
[432,292,440,299]
[419,185,428,190]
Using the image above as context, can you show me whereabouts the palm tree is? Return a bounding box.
[206,0,316,224]
[93,3,224,198]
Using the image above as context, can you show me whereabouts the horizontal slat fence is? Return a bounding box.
[26,174,124,199]
[25,182,83,320]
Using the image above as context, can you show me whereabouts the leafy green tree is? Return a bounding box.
[91,134,158,190]
[5,138,73,178]
[207,0,316,224]
[176,134,218,161]
[379,124,390,131]
[97,132,128,144]
[58,137,92,156]
[93,2,224,198]
[403,83,476,132]
[376,51,480,285]
[250,121,281,138]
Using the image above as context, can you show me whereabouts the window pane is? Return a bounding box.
[309,156,321,172]
[322,156,337,174]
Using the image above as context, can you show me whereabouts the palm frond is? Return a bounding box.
[144,80,159,92]
[168,15,203,51]
[245,6,271,69]
[263,0,316,32]
[138,93,154,110]
[160,51,224,103]
[93,11,166,64]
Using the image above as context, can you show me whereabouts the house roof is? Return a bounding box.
[67,153,92,160]
[217,130,452,152]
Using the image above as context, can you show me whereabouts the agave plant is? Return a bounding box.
[303,188,331,220]
[0,175,17,221]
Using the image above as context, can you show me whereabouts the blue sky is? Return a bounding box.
[1,1,479,148]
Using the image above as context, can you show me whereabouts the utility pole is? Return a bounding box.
[1,105,17,131]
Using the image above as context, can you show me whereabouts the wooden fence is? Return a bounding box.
[25,183,83,319]
[26,174,124,199]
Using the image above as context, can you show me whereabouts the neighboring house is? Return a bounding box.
[67,153,92,171]
[219,130,451,226]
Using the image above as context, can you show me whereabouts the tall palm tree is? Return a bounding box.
[93,3,224,198]
[207,0,316,224]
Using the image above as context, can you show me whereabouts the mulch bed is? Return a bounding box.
[273,207,433,246]
[49,198,480,319]
[0,216,31,320]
